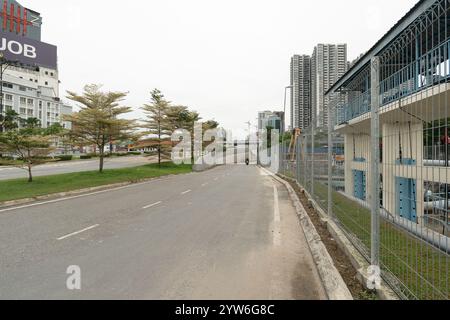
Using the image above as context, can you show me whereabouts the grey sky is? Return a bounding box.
[24,0,418,138]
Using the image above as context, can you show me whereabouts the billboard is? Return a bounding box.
[0,30,57,69]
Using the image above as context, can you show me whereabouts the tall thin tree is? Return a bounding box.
[64,84,137,173]
[141,89,171,167]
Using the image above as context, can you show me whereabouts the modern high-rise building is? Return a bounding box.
[311,44,348,128]
[290,55,311,130]
[0,0,72,130]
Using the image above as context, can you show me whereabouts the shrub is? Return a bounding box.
[127,151,141,156]
[80,155,92,160]
[86,153,99,158]
[57,155,73,161]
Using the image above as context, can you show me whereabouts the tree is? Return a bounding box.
[202,120,220,151]
[0,121,57,182]
[165,105,190,132]
[0,109,20,132]
[281,131,292,144]
[141,89,172,167]
[64,84,137,173]
[266,126,274,150]
[24,117,41,129]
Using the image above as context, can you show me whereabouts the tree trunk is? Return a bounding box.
[158,145,161,168]
[99,151,104,173]
[27,165,33,183]
[158,119,162,168]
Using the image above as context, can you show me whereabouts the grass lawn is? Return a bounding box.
[311,182,449,300]
[0,159,24,166]
[0,162,192,203]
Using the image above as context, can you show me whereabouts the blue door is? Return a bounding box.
[353,170,367,201]
[396,177,417,222]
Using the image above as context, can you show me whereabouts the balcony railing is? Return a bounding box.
[337,39,450,125]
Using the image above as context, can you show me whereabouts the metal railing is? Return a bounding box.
[338,39,450,124]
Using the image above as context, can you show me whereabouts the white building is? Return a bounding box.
[328,0,449,232]
[0,0,72,130]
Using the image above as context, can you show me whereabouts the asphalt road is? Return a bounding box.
[0,156,154,181]
[0,165,326,300]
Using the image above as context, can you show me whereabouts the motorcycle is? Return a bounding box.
[245,159,250,166]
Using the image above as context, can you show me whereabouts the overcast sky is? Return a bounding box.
[23,0,418,138]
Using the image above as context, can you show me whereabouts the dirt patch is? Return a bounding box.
[285,179,378,300]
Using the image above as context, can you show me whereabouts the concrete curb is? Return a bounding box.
[278,174,399,301]
[0,171,196,210]
[260,167,353,300]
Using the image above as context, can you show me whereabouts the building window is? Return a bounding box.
[2,82,13,89]
[19,86,26,92]
[45,81,48,86]
[20,97,26,105]
[27,109,33,116]
[19,108,26,115]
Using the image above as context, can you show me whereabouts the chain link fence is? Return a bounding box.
[280,0,449,300]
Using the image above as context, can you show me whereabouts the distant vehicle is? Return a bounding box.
[245,158,250,166]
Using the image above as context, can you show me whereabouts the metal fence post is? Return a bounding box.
[297,136,301,182]
[328,97,334,217]
[370,56,381,268]
[303,133,308,187]
[311,123,315,198]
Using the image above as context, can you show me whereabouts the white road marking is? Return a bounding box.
[201,183,208,187]
[57,224,100,241]
[143,201,162,209]
[181,190,192,195]
[274,185,281,223]
[273,185,281,246]
[0,179,167,214]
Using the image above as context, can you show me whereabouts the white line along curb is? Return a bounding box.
[260,167,353,301]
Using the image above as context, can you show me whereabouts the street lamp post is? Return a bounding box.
[283,85,293,131]
[282,85,293,162]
